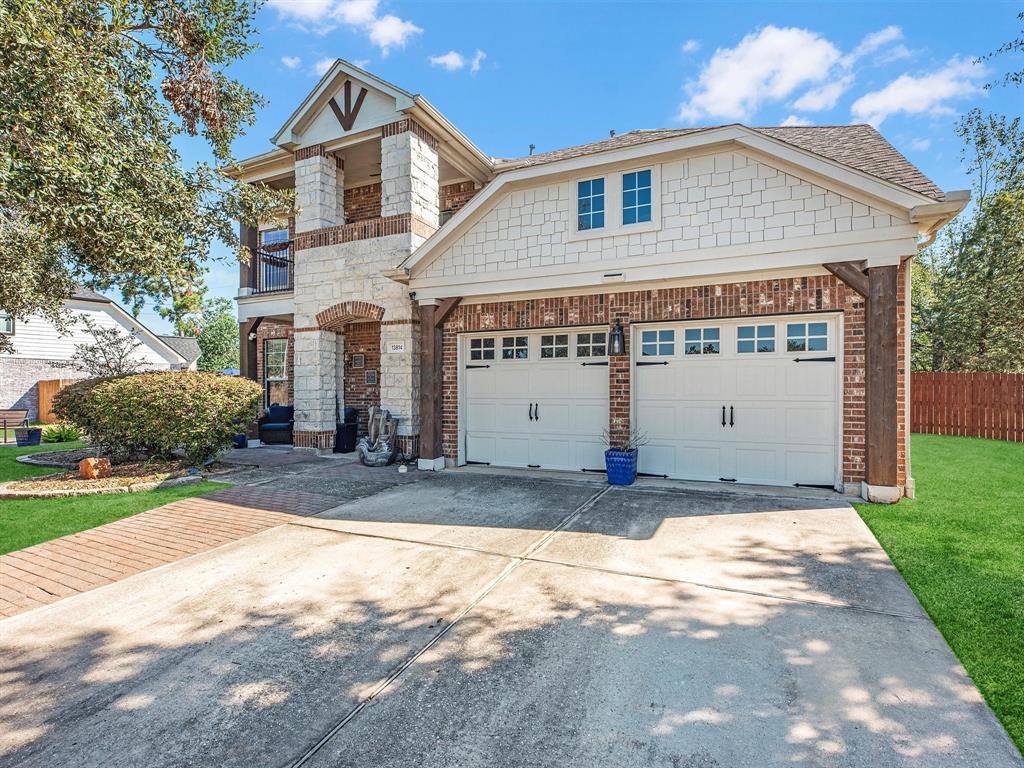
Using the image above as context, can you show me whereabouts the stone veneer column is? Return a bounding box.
[380,123,439,225]
[379,314,421,454]
[292,329,337,449]
[294,147,340,234]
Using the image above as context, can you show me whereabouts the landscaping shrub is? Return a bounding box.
[53,372,261,464]
[41,423,82,443]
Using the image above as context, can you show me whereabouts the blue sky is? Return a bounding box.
[139,0,1022,333]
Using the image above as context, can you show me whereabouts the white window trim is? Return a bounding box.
[638,326,677,358]
[568,163,662,242]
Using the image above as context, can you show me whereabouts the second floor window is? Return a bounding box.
[622,169,652,225]
[261,228,289,247]
[577,178,605,231]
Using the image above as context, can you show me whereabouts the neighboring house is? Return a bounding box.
[0,288,196,420]
[157,335,202,370]
[233,60,968,502]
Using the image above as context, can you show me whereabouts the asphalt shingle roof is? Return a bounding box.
[158,335,202,363]
[495,124,944,201]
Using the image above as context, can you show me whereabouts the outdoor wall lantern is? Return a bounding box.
[610,319,626,356]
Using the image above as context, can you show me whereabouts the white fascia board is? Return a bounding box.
[410,97,493,181]
[236,292,295,323]
[271,59,416,149]
[409,226,919,301]
[67,298,187,365]
[402,125,938,275]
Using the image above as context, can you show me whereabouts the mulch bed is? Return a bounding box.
[9,458,197,492]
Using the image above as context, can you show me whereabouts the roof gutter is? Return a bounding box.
[910,190,971,249]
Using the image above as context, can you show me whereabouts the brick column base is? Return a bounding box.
[293,430,335,449]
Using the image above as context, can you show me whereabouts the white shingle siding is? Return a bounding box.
[422,151,908,280]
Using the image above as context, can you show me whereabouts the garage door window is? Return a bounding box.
[501,336,529,360]
[576,332,607,357]
[737,324,776,353]
[786,322,828,352]
[470,337,495,361]
[540,334,569,359]
[641,329,675,357]
[684,327,720,355]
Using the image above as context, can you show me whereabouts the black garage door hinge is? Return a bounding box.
[527,464,540,469]
[580,361,609,366]
[719,477,737,483]
[794,483,835,489]
[465,364,491,369]
[636,361,669,366]
[792,357,836,363]
[465,460,490,466]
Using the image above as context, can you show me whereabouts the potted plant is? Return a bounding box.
[15,426,43,447]
[603,429,648,486]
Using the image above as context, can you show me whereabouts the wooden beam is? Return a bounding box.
[823,262,869,298]
[433,296,463,328]
[865,266,898,487]
[239,317,263,382]
[418,303,443,462]
[239,223,258,290]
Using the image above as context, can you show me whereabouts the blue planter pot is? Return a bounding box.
[15,428,42,447]
[605,448,638,486]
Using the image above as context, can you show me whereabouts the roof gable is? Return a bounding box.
[272,59,416,150]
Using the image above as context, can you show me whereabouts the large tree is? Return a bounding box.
[912,110,1024,372]
[195,297,239,372]
[0,0,291,353]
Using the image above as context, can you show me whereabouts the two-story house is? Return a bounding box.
[233,60,967,502]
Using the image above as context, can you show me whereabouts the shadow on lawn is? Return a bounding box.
[0,481,1018,768]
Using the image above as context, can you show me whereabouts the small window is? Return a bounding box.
[737,325,776,353]
[540,334,569,359]
[0,313,13,335]
[501,336,529,360]
[577,178,605,231]
[469,337,495,361]
[622,169,652,225]
[576,332,607,358]
[641,329,675,357]
[786,322,828,353]
[260,228,289,246]
[684,327,720,355]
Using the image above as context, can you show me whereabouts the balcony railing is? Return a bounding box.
[251,245,293,295]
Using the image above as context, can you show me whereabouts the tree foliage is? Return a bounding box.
[0,0,292,353]
[195,297,239,372]
[912,110,1024,372]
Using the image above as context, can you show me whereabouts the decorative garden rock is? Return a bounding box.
[79,457,112,479]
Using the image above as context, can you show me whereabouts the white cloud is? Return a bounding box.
[793,74,854,111]
[907,137,932,151]
[678,26,841,122]
[682,39,701,54]
[781,115,813,127]
[851,57,985,126]
[281,55,302,69]
[314,57,335,76]
[429,48,486,74]
[368,14,422,55]
[429,50,465,71]
[266,0,421,53]
[841,25,903,67]
[470,49,486,74]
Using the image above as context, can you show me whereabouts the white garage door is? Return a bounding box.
[635,314,841,488]
[463,328,608,471]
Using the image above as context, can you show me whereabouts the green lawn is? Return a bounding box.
[0,442,229,554]
[856,434,1024,753]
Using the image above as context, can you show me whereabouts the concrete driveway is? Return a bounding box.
[1,473,1019,767]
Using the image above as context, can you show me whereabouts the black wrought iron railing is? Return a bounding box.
[251,245,293,294]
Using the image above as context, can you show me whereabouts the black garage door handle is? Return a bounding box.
[721,406,726,427]
[730,406,734,427]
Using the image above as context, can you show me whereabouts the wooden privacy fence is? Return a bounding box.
[911,372,1024,442]
[36,378,73,424]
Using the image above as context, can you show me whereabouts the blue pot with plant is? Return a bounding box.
[15,427,43,447]
[603,429,647,486]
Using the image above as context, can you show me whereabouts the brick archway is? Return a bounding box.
[315,300,385,332]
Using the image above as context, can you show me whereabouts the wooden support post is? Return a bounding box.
[418,302,443,468]
[240,223,258,291]
[239,317,263,382]
[823,261,868,298]
[866,266,898,488]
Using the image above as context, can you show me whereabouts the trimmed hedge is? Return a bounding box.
[53,372,261,464]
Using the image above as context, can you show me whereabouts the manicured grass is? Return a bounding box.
[0,441,86,482]
[0,480,230,555]
[855,434,1024,753]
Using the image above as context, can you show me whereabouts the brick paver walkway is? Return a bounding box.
[0,487,338,619]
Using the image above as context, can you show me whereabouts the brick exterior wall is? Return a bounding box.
[439,271,909,489]
[0,359,83,422]
[344,183,382,222]
[440,181,477,215]
[255,321,295,408]
[342,321,381,436]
